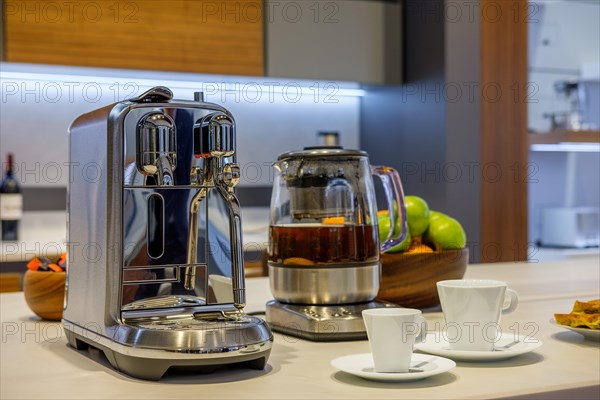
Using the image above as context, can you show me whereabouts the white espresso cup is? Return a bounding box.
[362,308,428,373]
[436,279,519,351]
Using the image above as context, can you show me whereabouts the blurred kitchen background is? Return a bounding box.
[1,0,599,280]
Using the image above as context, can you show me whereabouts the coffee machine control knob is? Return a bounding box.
[194,91,205,102]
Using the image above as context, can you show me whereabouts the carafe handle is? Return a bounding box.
[371,166,408,252]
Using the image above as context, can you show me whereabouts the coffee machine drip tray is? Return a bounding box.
[265,300,396,341]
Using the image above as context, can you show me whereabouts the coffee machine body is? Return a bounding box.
[63,87,272,380]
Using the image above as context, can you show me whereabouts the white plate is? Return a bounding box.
[330,353,455,382]
[550,319,600,341]
[414,333,542,362]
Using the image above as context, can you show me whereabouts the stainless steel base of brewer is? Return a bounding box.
[63,316,273,381]
[268,261,380,305]
[265,300,397,341]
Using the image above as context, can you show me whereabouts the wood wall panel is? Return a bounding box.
[480,0,529,262]
[4,0,263,76]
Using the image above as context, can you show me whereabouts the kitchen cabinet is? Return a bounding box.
[265,0,402,84]
[527,133,599,253]
[3,0,264,76]
[529,130,600,145]
[2,0,401,84]
[527,1,600,258]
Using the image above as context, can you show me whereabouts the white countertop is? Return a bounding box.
[1,256,599,399]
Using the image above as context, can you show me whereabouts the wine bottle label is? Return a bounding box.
[0,194,23,220]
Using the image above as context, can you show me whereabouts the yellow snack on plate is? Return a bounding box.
[554,313,600,330]
[572,299,600,314]
[554,299,600,330]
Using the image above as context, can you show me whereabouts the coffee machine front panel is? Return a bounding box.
[121,107,237,311]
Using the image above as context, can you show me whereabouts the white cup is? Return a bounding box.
[437,279,519,351]
[362,308,428,373]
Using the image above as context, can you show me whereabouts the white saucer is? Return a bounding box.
[414,333,542,362]
[550,319,600,341]
[330,353,455,382]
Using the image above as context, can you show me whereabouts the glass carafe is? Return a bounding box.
[268,146,407,305]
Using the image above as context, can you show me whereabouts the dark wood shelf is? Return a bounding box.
[529,130,600,145]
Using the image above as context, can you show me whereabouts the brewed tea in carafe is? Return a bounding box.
[269,224,379,265]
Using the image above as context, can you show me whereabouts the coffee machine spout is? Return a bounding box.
[184,186,208,291]
[136,112,177,186]
[156,154,174,186]
[184,112,241,297]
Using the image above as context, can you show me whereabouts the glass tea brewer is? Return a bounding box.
[265,146,407,341]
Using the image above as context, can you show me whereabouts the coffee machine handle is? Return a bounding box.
[371,165,408,252]
[129,86,173,103]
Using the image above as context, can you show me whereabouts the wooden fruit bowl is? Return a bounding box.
[377,248,469,309]
[23,270,66,321]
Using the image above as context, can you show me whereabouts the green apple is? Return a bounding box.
[405,195,430,238]
[378,201,400,220]
[378,214,411,253]
[429,210,444,222]
[425,215,466,250]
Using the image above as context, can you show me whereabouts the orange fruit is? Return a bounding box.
[322,216,345,225]
[283,257,315,265]
[404,244,434,254]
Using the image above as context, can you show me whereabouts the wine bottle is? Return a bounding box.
[1,153,22,241]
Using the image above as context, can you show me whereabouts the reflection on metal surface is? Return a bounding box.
[146,194,165,259]
[122,295,206,311]
[122,267,179,284]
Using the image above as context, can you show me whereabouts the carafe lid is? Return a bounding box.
[277,146,368,161]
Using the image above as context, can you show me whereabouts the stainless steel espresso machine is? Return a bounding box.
[63,87,272,380]
[265,147,407,341]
